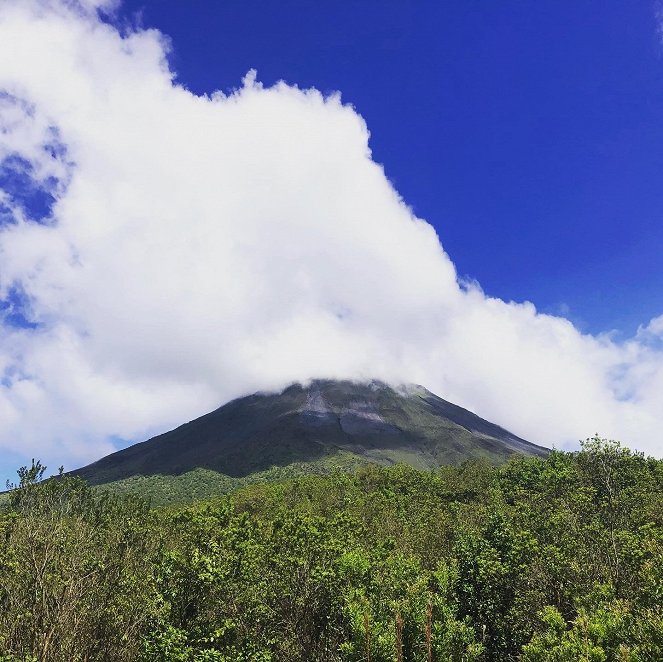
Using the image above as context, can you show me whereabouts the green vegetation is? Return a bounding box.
[94,451,368,507]
[1,437,661,661]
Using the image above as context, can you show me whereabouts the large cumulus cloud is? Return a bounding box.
[0,0,661,474]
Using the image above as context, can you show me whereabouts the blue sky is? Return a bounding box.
[119,0,663,336]
[1,0,662,482]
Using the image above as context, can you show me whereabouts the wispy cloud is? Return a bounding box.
[655,1,663,44]
[0,0,661,472]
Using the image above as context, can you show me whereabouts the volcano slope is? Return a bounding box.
[72,379,548,503]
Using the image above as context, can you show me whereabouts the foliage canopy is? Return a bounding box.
[0,437,661,661]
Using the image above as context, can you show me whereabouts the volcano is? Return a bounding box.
[73,379,548,489]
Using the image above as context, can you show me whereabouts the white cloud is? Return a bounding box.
[0,0,661,474]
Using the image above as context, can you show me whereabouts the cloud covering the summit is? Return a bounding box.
[0,0,661,471]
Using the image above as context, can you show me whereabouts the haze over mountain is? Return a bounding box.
[73,380,548,491]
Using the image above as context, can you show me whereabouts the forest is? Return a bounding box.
[0,436,661,661]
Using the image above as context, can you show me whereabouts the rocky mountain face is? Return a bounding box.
[73,379,548,486]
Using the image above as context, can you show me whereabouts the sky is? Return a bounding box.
[0,0,662,482]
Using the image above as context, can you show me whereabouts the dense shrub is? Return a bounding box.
[0,437,661,661]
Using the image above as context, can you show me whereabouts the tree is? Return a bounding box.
[0,463,161,662]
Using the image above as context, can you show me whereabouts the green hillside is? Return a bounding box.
[93,452,368,506]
